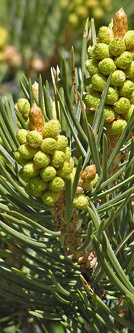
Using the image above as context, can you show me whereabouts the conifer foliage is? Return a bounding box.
[0,7,134,333]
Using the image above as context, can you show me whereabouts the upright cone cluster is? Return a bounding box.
[14,82,97,210]
[15,113,76,206]
[84,8,134,137]
[15,87,100,211]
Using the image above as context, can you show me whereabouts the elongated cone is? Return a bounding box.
[113,7,128,38]
[28,102,44,134]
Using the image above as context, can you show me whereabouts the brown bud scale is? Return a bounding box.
[28,102,45,134]
[113,7,128,38]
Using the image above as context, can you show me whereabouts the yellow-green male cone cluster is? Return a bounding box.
[15,82,99,210]
[15,101,94,210]
[15,117,77,206]
[84,8,134,136]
